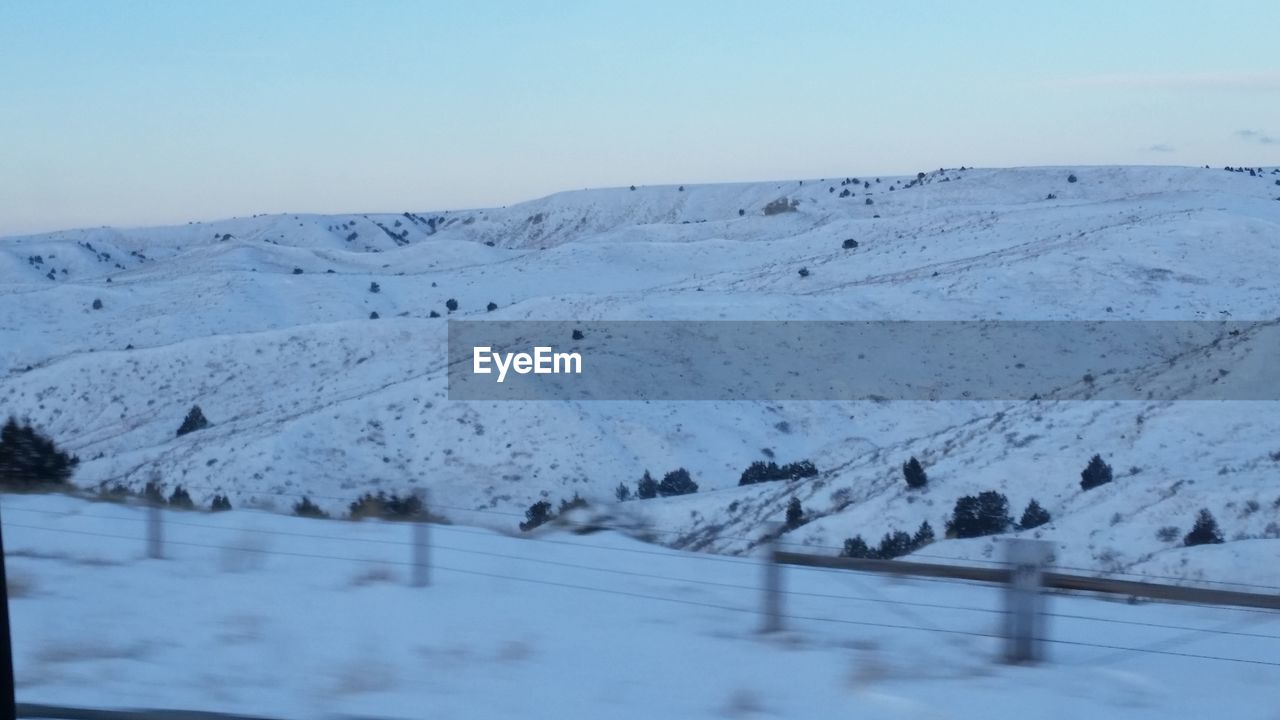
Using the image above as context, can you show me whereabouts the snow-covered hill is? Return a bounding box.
[3,165,1280,585]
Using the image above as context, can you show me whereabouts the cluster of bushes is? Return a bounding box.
[738,459,817,486]
[98,480,232,512]
[842,520,935,560]
[349,491,424,520]
[520,493,589,532]
[616,468,700,500]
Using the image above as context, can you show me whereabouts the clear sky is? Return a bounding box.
[1,0,1278,235]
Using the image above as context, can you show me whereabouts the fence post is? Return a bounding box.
[411,489,429,588]
[760,522,783,634]
[0,503,17,720]
[1003,538,1051,664]
[146,502,164,560]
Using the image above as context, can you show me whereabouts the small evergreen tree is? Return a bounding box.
[293,496,329,518]
[1080,454,1113,490]
[1019,499,1051,530]
[369,311,379,319]
[519,500,554,531]
[168,485,195,510]
[912,520,935,548]
[176,405,209,437]
[785,497,806,529]
[486,302,498,312]
[0,417,79,488]
[841,536,873,559]
[211,494,232,511]
[445,298,459,312]
[369,281,380,293]
[92,298,103,310]
[636,470,658,499]
[1183,509,1224,546]
[657,468,698,496]
[902,456,928,489]
[614,483,631,502]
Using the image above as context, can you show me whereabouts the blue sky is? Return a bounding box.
[1,0,1277,235]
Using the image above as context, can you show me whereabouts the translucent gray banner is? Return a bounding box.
[447,320,1280,401]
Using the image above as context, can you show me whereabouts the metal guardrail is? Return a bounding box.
[774,551,1280,611]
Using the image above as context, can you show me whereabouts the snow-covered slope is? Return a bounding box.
[3,165,1280,585]
[7,492,1279,719]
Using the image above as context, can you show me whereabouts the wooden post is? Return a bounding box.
[146,503,164,560]
[1004,539,1051,663]
[760,522,783,634]
[411,489,429,588]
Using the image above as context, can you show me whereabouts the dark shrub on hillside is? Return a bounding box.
[763,197,797,215]
[349,491,423,520]
[168,485,195,510]
[1067,173,1078,183]
[902,456,927,489]
[0,418,79,489]
[946,491,1012,539]
[559,493,588,514]
[92,298,103,310]
[100,482,131,501]
[211,494,232,512]
[519,500,554,531]
[841,535,873,558]
[369,282,380,293]
[785,497,806,529]
[572,329,585,340]
[865,198,874,205]
[615,483,631,501]
[486,302,498,312]
[1156,525,1180,542]
[1080,454,1113,490]
[176,405,209,437]
[294,496,329,518]
[1019,499,1051,530]
[798,267,810,278]
[1184,509,1224,546]
[913,520,935,547]
[738,209,745,216]
[429,310,441,318]
[636,470,658,499]
[842,238,858,249]
[446,298,459,312]
[658,468,698,496]
[369,312,379,319]
[292,267,303,275]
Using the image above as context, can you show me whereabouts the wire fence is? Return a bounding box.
[5,495,1280,670]
[43,480,1280,594]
